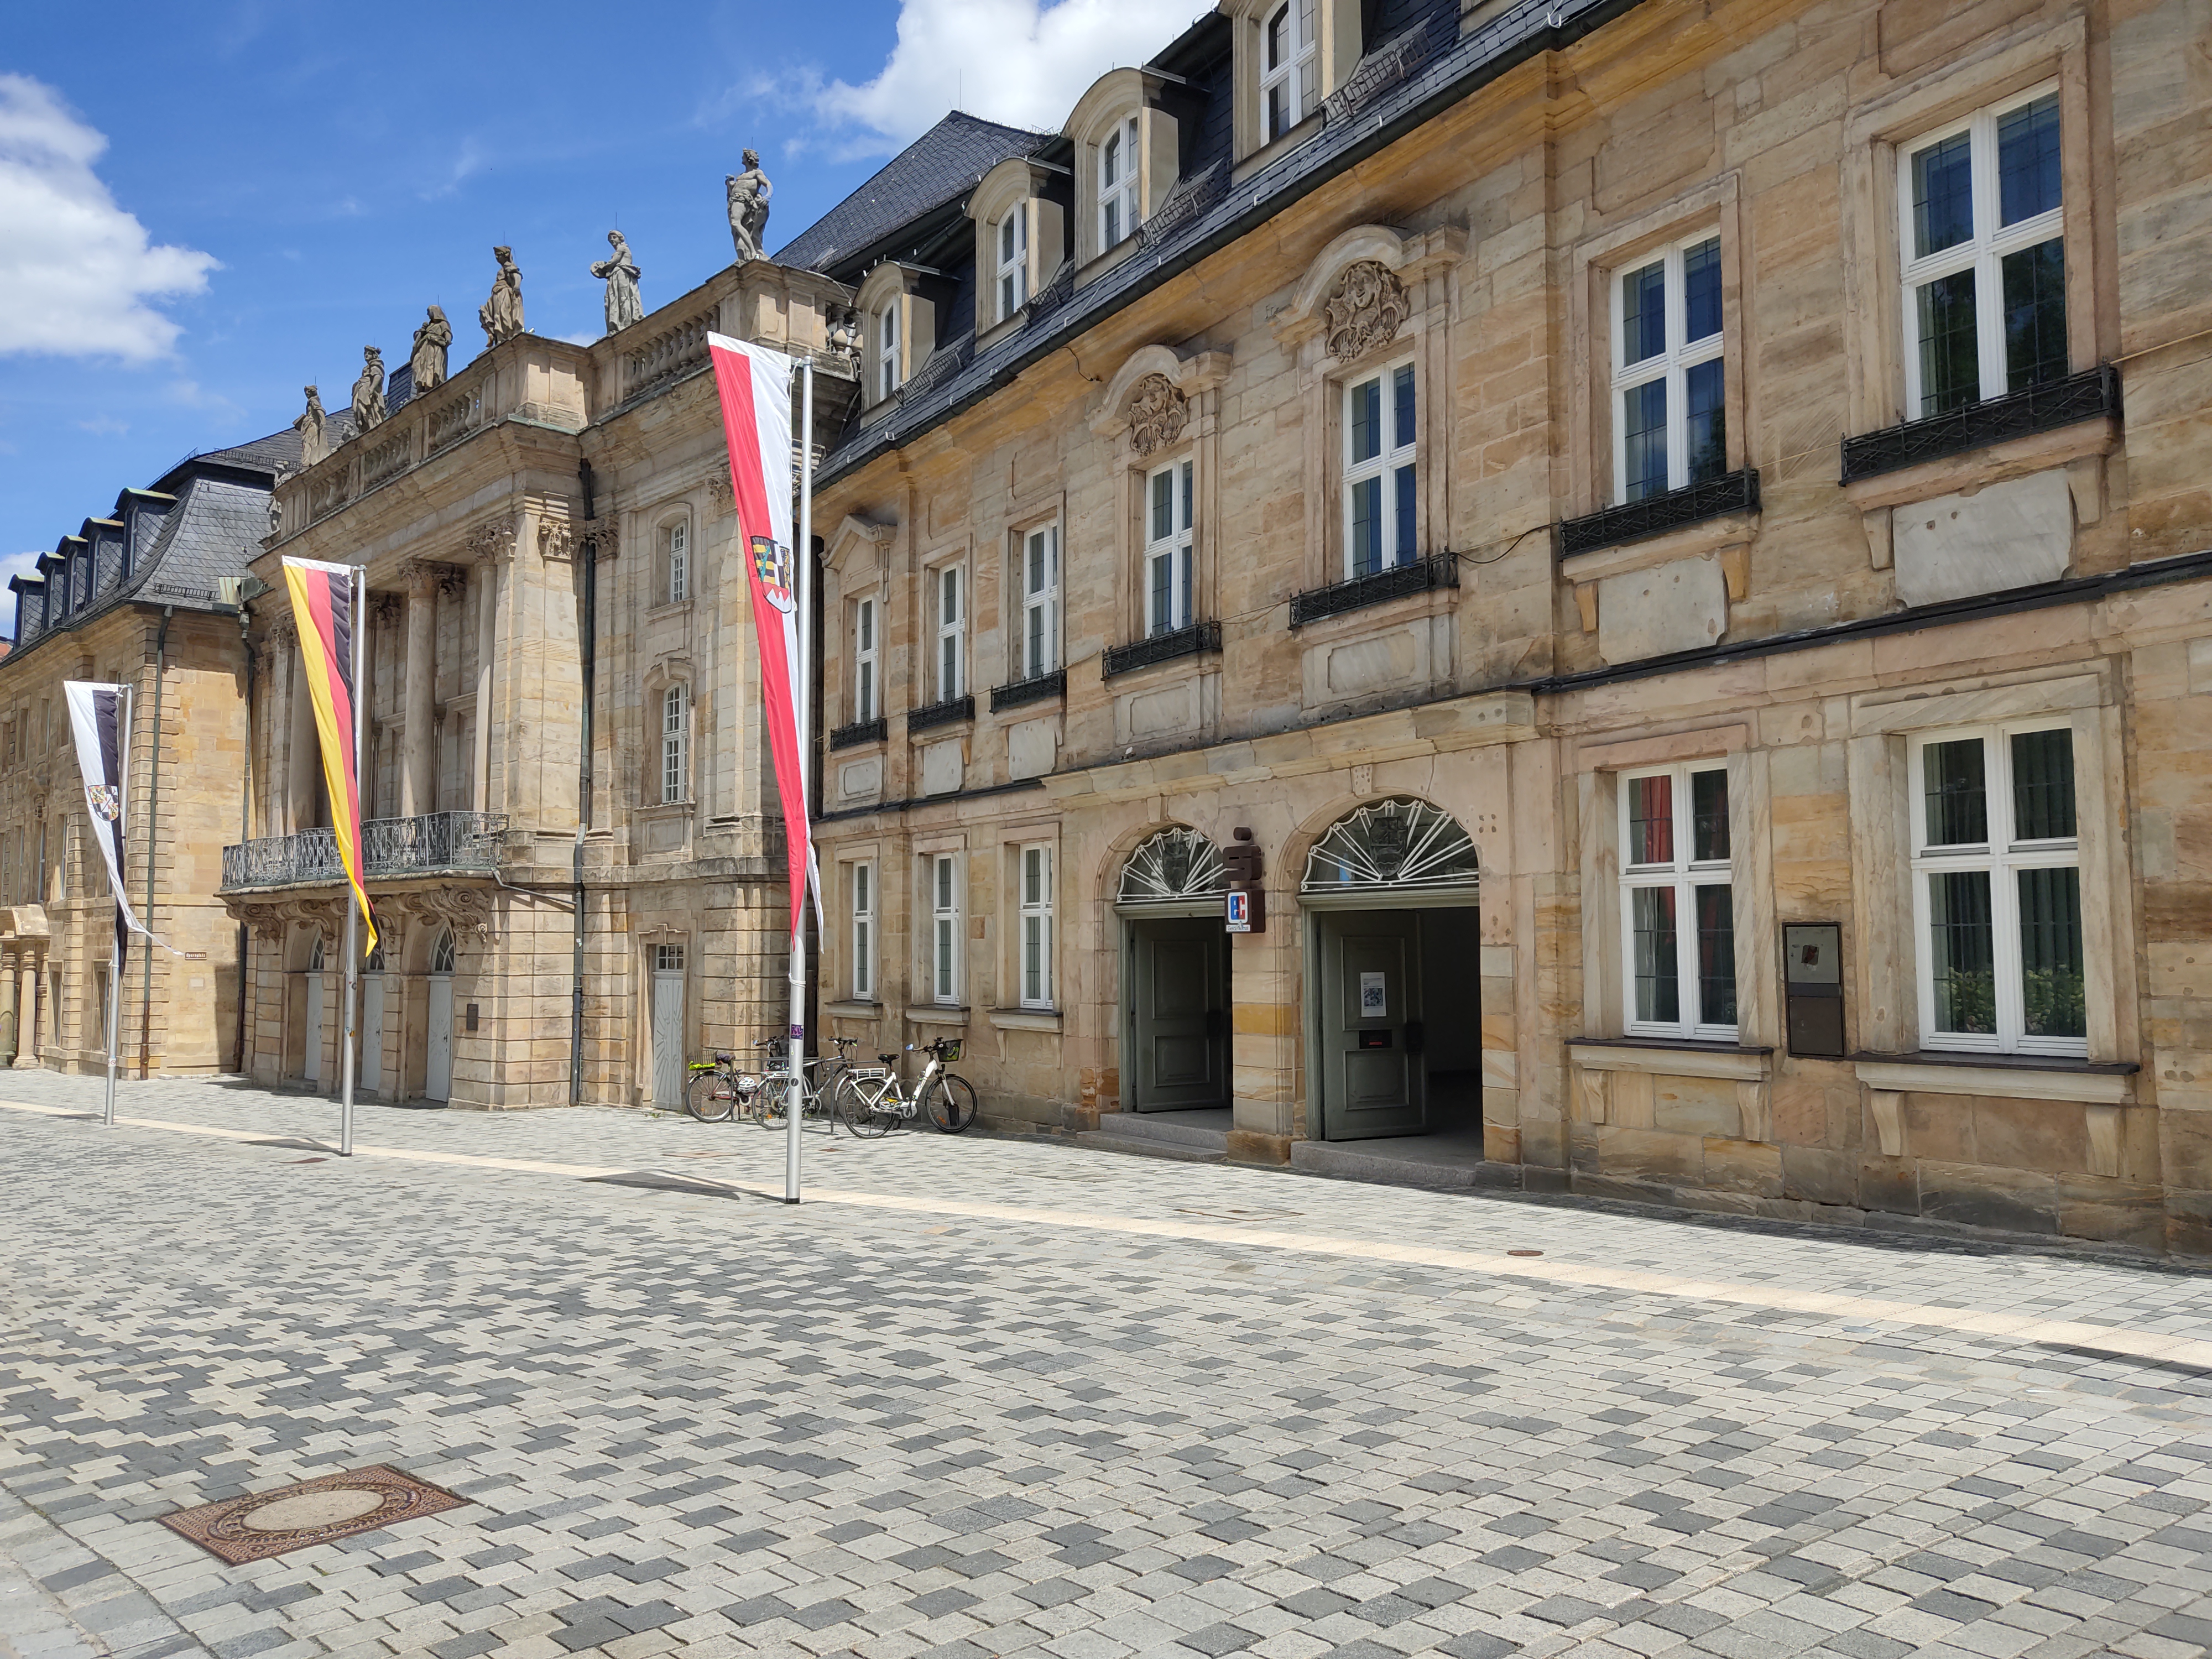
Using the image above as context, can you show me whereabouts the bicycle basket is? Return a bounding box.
[937,1039,963,1063]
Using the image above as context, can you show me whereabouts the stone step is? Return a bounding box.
[1073,1131,1227,1165]
[1288,1138,1518,1191]
[1090,1112,1232,1152]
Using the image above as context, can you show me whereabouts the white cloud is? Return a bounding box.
[0,75,218,361]
[808,0,1204,150]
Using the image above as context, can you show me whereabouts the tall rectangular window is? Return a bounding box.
[1262,0,1317,142]
[1911,724,2083,1054]
[1620,765,1736,1039]
[1343,361,1417,576]
[998,209,1029,321]
[851,861,875,1001]
[931,853,960,1004]
[933,565,964,701]
[1020,843,1053,1009]
[1099,117,1140,249]
[661,684,687,804]
[1145,459,1194,637]
[665,519,688,604]
[1020,525,1060,679]
[877,300,900,400]
[1611,232,1725,503]
[1900,87,2065,419]
[853,597,878,722]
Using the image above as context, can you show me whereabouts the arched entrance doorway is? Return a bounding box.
[1115,828,1230,1113]
[359,941,386,1095]
[301,935,326,1086]
[1301,799,1480,1141]
[424,929,455,1103]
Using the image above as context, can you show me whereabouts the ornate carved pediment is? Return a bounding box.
[1324,260,1410,361]
[1125,374,1188,459]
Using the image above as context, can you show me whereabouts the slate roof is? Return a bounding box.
[774,112,1055,275]
[816,0,1635,486]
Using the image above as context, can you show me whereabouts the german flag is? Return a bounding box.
[282,557,377,951]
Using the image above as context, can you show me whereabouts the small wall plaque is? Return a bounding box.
[1782,924,1844,1058]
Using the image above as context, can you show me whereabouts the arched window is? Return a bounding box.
[1263,0,1318,142]
[1099,116,1140,249]
[661,684,689,804]
[431,930,456,974]
[1118,827,1225,907]
[1302,799,1478,894]
[308,936,326,972]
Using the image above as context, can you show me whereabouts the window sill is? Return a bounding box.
[990,669,1066,713]
[906,1005,969,1027]
[1558,469,1761,561]
[1568,1036,1772,1082]
[989,1008,1062,1033]
[1290,553,1458,629]
[830,717,887,750]
[823,1000,881,1019]
[1839,365,2121,491]
[1103,620,1221,680]
[906,695,974,734]
[1853,1052,2135,1105]
[645,598,694,622]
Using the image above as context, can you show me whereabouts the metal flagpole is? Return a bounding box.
[338,564,363,1157]
[786,358,814,1204]
[102,684,131,1129]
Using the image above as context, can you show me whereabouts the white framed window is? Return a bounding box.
[1019,843,1053,1009]
[664,519,689,604]
[930,853,961,1004]
[1611,232,1725,503]
[1900,84,2065,419]
[851,861,876,1000]
[1619,765,1736,1040]
[932,564,965,702]
[1019,524,1060,679]
[1144,459,1193,637]
[1910,723,2083,1056]
[997,208,1029,321]
[853,597,878,723]
[1262,0,1317,143]
[1342,359,1416,577]
[661,684,688,804]
[877,300,900,400]
[431,929,456,974]
[1099,116,1140,249]
[654,942,685,973]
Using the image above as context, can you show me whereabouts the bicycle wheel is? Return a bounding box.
[842,1077,895,1139]
[686,1070,737,1123]
[756,1075,792,1129]
[923,1073,978,1134]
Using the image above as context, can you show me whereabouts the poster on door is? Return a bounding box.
[1359,971,1387,1018]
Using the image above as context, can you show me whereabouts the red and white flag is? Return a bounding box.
[707,332,811,942]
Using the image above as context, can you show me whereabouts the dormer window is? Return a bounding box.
[877,300,900,399]
[997,210,1030,319]
[1264,0,1317,142]
[855,265,935,413]
[1100,117,1140,249]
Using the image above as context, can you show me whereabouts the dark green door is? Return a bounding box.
[1319,910,1426,1140]
[1128,916,1228,1111]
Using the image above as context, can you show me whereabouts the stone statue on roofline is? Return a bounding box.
[591,231,644,335]
[410,305,452,392]
[351,347,387,431]
[726,150,772,265]
[293,385,329,468]
[479,246,525,346]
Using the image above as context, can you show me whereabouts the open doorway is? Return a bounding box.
[1301,799,1481,1143]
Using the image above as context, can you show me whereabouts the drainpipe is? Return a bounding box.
[570,462,597,1105]
[234,600,255,1074]
[140,606,170,1078]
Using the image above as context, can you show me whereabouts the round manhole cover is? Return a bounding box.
[237,1488,385,1533]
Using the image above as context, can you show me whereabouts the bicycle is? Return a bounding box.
[685,1048,766,1124]
[834,1037,978,1136]
[756,1036,861,1134]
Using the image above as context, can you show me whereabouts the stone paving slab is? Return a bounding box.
[2,1072,2211,1659]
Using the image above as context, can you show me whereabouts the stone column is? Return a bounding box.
[14,956,39,1066]
[402,564,437,817]
[472,554,500,812]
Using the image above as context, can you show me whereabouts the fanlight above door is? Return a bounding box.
[1302,798,1478,894]
[1117,827,1225,907]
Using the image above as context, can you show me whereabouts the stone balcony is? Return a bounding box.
[219,811,508,893]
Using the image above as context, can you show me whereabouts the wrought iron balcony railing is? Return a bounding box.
[906,693,975,733]
[1290,552,1459,627]
[1557,469,1761,559]
[221,811,507,891]
[1103,620,1222,680]
[990,668,1066,712]
[1840,366,2120,484]
[829,716,887,750]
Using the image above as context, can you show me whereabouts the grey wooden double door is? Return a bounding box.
[1126,916,1229,1112]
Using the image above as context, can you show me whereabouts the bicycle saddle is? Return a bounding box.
[878,1052,900,1066]
[714,1051,733,1064]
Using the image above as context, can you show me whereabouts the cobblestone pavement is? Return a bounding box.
[5,1074,2212,1659]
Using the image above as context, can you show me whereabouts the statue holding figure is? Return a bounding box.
[351,346,387,432]
[479,245,525,346]
[293,385,329,467]
[410,305,452,391]
[591,231,644,335]
[726,150,772,264]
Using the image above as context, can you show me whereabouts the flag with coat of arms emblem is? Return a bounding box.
[63,681,158,966]
[707,332,812,942]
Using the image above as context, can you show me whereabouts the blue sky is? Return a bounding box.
[0,0,1198,627]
